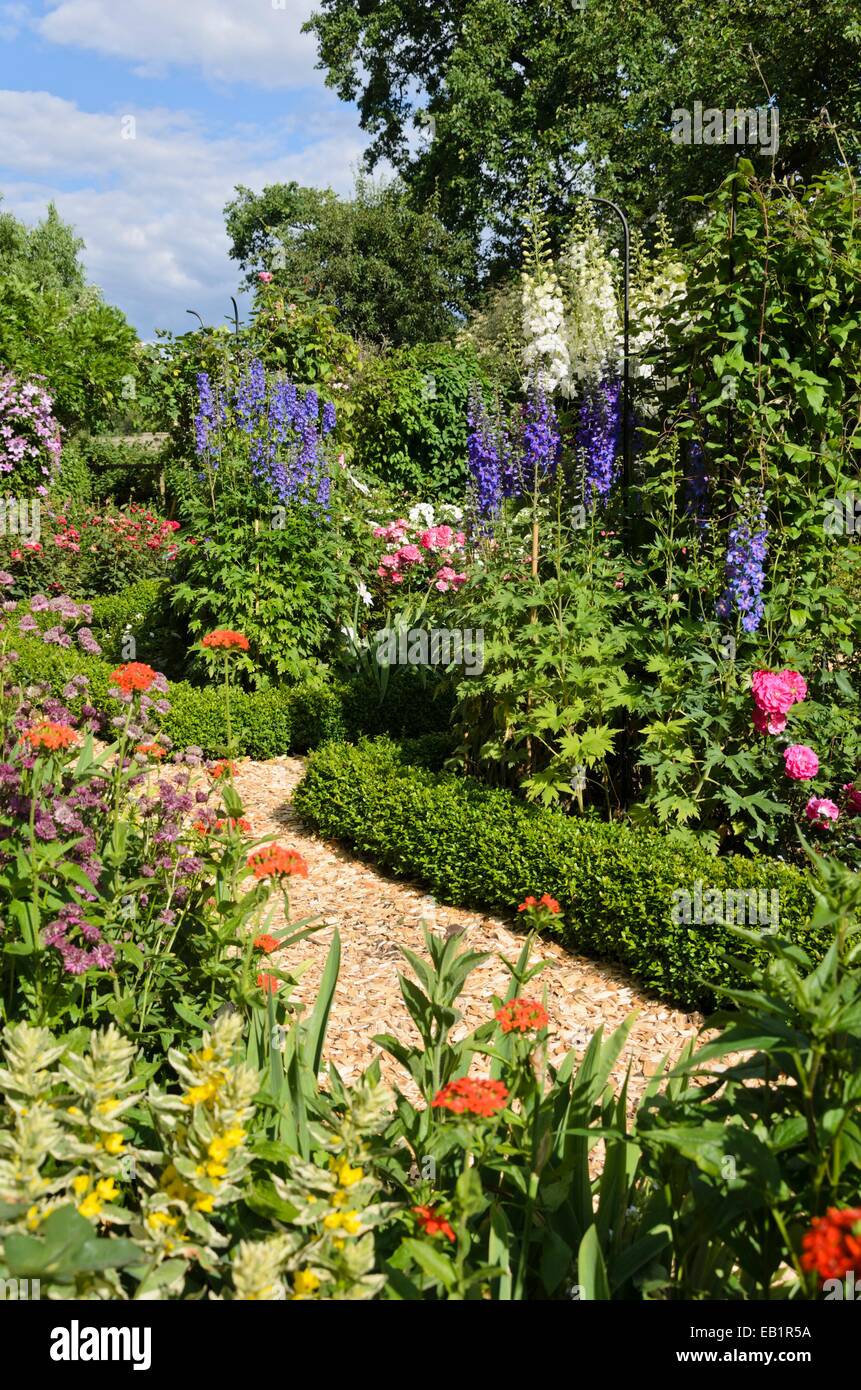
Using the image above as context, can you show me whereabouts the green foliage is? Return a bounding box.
[0,199,139,433]
[60,435,169,508]
[340,664,454,741]
[172,496,348,687]
[449,490,636,805]
[0,200,85,294]
[13,633,113,709]
[294,737,817,1009]
[306,0,861,269]
[349,342,491,496]
[88,580,186,679]
[636,853,861,1298]
[250,297,359,395]
[226,175,475,346]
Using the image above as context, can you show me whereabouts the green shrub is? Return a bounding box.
[88,579,186,677]
[12,635,346,759]
[70,435,168,507]
[52,437,93,503]
[340,665,454,741]
[348,343,492,498]
[293,738,819,1010]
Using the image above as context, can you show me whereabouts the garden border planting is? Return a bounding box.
[293,737,818,1009]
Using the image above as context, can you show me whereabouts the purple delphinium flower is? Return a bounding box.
[520,377,561,489]
[716,497,768,633]
[578,377,621,506]
[467,383,512,519]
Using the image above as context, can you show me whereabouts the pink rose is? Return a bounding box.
[258,271,274,283]
[842,783,861,815]
[784,744,819,780]
[805,796,840,826]
[778,669,807,704]
[396,544,422,565]
[751,669,796,716]
[752,707,787,735]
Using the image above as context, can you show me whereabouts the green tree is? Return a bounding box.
[0,200,86,293]
[0,198,138,432]
[224,175,475,345]
[305,0,861,274]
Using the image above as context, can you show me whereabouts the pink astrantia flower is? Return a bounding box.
[805,797,840,826]
[784,744,819,781]
[753,707,787,735]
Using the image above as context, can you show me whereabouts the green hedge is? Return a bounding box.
[292,738,820,1010]
[88,579,186,679]
[12,635,346,759]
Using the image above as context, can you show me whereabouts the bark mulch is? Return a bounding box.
[232,756,705,1106]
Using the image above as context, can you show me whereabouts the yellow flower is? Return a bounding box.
[96,1097,120,1115]
[193,1047,215,1067]
[330,1157,364,1188]
[26,1205,41,1231]
[182,1081,217,1107]
[101,1133,125,1156]
[147,1211,178,1230]
[159,1164,189,1201]
[292,1269,320,1299]
[207,1128,245,1164]
[72,1175,91,1196]
[67,1105,82,1116]
[78,1192,103,1220]
[193,1192,216,1214]
[333,1238,345,1251]
[96,1178,118,1202]
[329,1190,347,1207]
[323,1209,361,1236]
[206,1161,227,1180]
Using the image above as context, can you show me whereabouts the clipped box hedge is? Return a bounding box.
[12,634,346,758]
[292,737,820,1010]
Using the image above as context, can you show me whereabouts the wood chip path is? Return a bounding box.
[231,757,704,1104]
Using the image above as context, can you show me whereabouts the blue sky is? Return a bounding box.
[0,1,372,336]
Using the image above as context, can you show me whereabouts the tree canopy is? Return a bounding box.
[304,0,861,275]
[224,175,476,346]
[0,198,139,432]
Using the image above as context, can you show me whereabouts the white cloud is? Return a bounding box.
[38,0,322,88]
[0,2,28,40]
[0,91,370,334]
